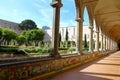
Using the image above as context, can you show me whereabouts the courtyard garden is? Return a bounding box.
[0,19,90,58]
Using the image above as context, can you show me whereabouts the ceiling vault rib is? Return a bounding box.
[83,0,98,4]
[95,10,120,16]
[100,19,120,23]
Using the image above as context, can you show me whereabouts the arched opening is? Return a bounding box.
[93,19,97,51]
[118,43,120,50]
[59,0,76,54]
[83,7,89,53]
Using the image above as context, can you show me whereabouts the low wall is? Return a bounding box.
[0,52,110,80]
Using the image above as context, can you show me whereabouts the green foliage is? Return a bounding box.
[26,29,45,46]
[21,30,27,35]
[59,47,68,50]
[59,32,61,47]
[17,35,27,45]
[65,28,68,41]
[2,28,17,44]
[27,29,44,41]
[0,45,18,48]
[84,34,88,48]
[68,47,76,53]
[19,29,45,46]
[59,32,61,42]
[68,47,76,51]
[0,27,3,39]
[41,48,51,53]
[19,19,37,30]
[24,48,37,53]
[37,48,42,53]
[93,39,95,49]
[24,47,50,54]
[0,47,18,52]
[62,41,75,48]
[71,41,76,46]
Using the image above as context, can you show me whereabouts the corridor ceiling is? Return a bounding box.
[83,0,120,43]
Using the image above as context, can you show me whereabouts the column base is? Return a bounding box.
[88,50,93,53]
[49,49,61,58]
[76,51,82,55]
[49,53,61,58]
[49,52,61,58]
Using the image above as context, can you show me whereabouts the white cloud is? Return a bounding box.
[60,19,76,27]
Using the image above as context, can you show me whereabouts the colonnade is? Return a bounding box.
[50,0,118,58]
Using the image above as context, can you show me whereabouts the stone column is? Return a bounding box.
[106,37,108,51]
[107,37,109,51]
[89,26,94,53]
[111,40,113,50]
[112,41,113,50]
[95,27,99,52]
[113,41,115,50]
[76,18,83,55]
[101,33,103,51]
[110,39,112,50]
[103,35,106,51]
[108,38,110,51]
[50,0,63,58]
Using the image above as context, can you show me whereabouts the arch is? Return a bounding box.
[83,7,89,26]
[82,6,90,52]
[74,0,84,19]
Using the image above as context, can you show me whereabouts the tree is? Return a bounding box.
[3,28,17,45]
[59,32,61,47]
[0,27,3,45]
[26,29,45,46]
[17,35,26,45]
[19,19,37,30]
[65,28,68,41]
[84,34,88,49]
[0,27,3,39]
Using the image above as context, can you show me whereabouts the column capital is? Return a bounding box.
[95,31,99,33]
[51,0,63,8]
[75,18,84,22]
[101,33,103,36]
[89,26,94,29]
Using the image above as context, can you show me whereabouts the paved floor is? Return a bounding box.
[51,51,120,80]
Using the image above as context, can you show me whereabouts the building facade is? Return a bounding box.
[44,26,98,42]
[0,19,21,34]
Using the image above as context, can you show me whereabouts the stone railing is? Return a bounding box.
[0,52,112,80]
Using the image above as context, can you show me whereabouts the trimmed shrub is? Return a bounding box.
[0,47,18,52]
[59,47,68,50]
[42,48,51,54]
[37,48,42,53]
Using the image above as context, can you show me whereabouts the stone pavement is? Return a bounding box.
[51,51,120,80]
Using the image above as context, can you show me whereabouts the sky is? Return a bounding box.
[0,0,89,28]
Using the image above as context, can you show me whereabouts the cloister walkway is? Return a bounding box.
[51,51,120,80]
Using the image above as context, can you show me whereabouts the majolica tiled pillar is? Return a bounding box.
[89,26,94,53]
[50,0,62,58]
[76,18,83,55]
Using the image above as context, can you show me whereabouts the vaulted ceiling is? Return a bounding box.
[82,0,120,43]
